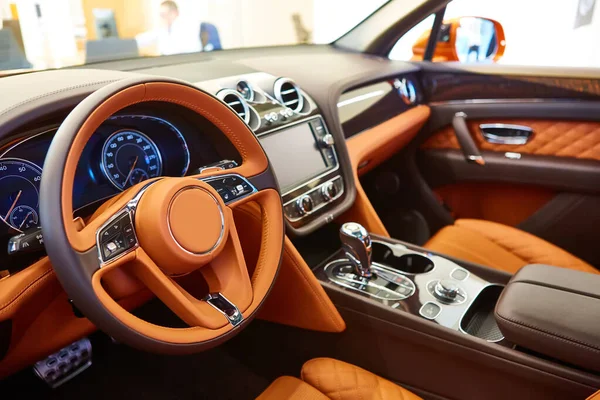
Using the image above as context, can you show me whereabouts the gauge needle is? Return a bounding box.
[122,157,139,187]
[4,190,22,220]
[19,211,33,230]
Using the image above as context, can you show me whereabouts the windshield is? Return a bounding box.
[0,0,388,75]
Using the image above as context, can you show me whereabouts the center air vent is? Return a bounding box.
[274,78,304,112]
[217,89,251,124]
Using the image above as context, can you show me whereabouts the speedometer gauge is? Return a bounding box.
[0,158,42,232]
[101,130,162,190]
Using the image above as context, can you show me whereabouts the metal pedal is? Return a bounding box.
[33,338,92,389]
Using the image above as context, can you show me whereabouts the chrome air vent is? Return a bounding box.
[274,78,304,112]
[217,89,250,124]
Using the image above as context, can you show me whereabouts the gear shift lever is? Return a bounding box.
[340,222,372,278]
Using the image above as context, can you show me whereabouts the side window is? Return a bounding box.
[390,0,600,68]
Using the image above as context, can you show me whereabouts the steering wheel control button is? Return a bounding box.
[203,174,256,204]
[419,302,442,320]
[296,195,314,215]
[7,227,45,255]
[427,279,467,305]
[450,268,469,281]
[98,211,137,263]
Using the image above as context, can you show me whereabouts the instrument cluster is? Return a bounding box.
[0,114,196,235]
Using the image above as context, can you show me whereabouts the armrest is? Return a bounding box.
[495,264,600,372]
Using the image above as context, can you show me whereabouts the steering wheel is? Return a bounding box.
[39,78,284,353]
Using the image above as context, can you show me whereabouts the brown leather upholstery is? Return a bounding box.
[257,376,328,400]
[424,219,598,274]
[302,358,422,400]
[421,119,600,162]
[258,358,421,400]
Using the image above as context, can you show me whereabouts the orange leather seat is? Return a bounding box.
[424,219,597,275]
[257,358,421,400]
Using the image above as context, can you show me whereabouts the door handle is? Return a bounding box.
[452,112,484,165]
[479,124,533,145]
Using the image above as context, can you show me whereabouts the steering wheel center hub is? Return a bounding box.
[134,177,228,276]
[168,187,224,254]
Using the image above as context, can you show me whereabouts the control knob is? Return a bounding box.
[295,195,314,215]
[434,280,461,303]
[320,133,334,148]
[321,182,337,201]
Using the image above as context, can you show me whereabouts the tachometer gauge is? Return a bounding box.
[101,130,162,190]
[0,158,42,232]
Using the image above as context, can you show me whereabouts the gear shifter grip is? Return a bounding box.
[340,222,372,278]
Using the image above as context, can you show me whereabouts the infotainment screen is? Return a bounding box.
[259,122,329,192]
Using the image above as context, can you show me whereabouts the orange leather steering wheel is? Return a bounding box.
[40,78,284,353]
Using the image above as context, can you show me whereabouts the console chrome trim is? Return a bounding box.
[283,176,344,222]
[216,89,251,124]
[273,77,304,113]
[323,258,416,302]
[204,292,243,327]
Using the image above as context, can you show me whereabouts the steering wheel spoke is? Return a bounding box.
[127,248,238,329]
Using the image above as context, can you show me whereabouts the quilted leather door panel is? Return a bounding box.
[421,119,600,162]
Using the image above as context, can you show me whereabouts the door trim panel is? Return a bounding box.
[418,150,600,194]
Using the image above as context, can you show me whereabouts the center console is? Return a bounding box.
[316,223,506,343]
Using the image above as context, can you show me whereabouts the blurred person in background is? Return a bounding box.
[136,0,201,55]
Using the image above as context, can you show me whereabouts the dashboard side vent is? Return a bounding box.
[217,90,251,124]
[393,78,417,105]
[274,78,304,112]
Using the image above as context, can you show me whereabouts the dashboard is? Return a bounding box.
[0,44,425,378]
[0,52,422,265]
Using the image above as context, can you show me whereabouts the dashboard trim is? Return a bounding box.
[0,127,57,158]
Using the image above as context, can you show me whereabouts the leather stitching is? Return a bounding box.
[251,201,270,286]
[496,312,600,352]
[0,79,120,117]
[422,120,600,161]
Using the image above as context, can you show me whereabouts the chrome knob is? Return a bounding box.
[321,182,337,201]
[340,222,372,278]
[296,195,313,215]
[320,133,334,148]
[434,280,460,302]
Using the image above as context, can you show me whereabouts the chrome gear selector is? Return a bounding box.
[340,222,372,278]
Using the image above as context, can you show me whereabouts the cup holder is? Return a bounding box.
[372,242,434,274]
